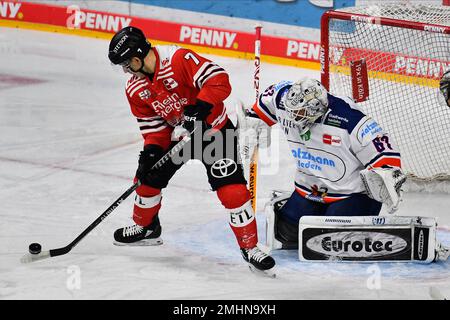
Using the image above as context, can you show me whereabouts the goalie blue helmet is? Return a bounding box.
[284,78,329,134]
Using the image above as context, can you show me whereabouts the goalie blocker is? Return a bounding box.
[298,215,445,263]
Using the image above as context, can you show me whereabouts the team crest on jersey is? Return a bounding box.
[305,185,328,203]
[138,89,151,100]
[163,78,178,90]
[161,58,170,68]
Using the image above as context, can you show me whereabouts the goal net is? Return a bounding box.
[321,4,450,190]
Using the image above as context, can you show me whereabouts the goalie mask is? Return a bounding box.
[284,79,328,134]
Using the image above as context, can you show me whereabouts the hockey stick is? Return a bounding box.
[248,24,262,212]
[20,133,192,263]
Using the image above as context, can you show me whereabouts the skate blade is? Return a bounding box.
[247,264,276,278]
[113,238,163,247]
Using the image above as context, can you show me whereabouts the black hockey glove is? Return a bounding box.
[136,144,165,184]
[182,99,213,133]
[440,70,450,107]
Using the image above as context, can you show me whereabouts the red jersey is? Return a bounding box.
[125,45,231,150]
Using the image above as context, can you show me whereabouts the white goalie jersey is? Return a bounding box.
[252,80,402,203]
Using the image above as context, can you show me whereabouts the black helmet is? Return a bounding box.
[108,26,151,65]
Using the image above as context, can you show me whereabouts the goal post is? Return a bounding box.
[320,4,450,184]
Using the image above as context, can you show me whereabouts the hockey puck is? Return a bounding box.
[29,243,42,255]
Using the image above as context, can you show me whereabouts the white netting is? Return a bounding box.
[338,3,450,26]
[324,4,450,188]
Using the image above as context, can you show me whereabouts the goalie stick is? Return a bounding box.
[20,133,193,264]
[248,24,262,212]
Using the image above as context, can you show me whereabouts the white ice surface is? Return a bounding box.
[0,28,449,300]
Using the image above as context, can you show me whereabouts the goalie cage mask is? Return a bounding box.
[285,78,329,134]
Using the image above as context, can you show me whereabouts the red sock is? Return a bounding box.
[217,184,257,249]
[133,184,162,227]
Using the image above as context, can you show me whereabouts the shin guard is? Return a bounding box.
[229,200,258,249]
[133,184,162,227]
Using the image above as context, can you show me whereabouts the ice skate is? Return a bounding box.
[241,246,276,278]
[114,216,163,246]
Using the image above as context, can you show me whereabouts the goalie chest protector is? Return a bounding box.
[298,216,437,263]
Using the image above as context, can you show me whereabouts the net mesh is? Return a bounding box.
[326,4,450,181]
[338,3,450,26]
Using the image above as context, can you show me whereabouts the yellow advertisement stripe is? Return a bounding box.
[330,65,439,88]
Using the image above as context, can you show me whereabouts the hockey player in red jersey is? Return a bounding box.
[108,26,275,274]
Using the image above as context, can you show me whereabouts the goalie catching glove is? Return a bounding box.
[360,166,407,214]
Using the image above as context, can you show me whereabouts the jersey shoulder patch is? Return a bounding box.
[126,75,151,100]
[323,94,366,133]
[154,45,181,70]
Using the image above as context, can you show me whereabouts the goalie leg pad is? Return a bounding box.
[299,216,438,263]
[264,191,290,251]
[264,190,319,250]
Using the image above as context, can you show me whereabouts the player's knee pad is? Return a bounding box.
[216,184,250,209]
[133,185,162,227]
